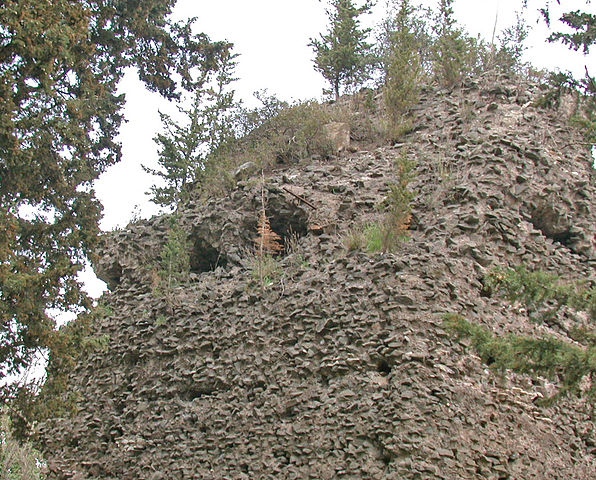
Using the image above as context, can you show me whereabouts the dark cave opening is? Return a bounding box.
[189,237,227,273]
[259,195,310,254]
[376,359,392,375]
[530,206,574,248]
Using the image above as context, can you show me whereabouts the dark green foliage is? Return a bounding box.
[537,1,595,146]
[540,1,595,54]
[6,304,112,437]
[549,10,595,53]
[446,265,596,402]
[0,0,227,395]
[310,0,375,99]
[485,266,596,322]
[144,51,238,208]
[443,314,595,401]
[535,70,596,144]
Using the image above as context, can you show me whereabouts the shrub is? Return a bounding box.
[246,101,335,164]
[198,100,336,200]
[159,218,190,290]
[0,412,45,480]
[443,313,595,401]
[381,117,416,144]
[346,153,415,253]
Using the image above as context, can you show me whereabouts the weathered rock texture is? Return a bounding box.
[39,76,596,479]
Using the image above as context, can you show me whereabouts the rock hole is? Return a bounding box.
[182,386,215,401]
[479,277,492,298]
[530,204,573,247]
[189,237,227,273]
[261,194,310,254]
[123,351,140,366]
[97,261,122,290]
[377,359,391,375]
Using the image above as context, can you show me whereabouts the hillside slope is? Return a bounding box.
[39,75,595,479]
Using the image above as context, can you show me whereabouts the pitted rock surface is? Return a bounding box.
[40,77,595,479]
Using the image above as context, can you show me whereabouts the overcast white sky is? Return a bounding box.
[83,0,594,296]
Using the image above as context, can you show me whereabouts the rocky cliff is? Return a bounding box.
[39,75,596,479]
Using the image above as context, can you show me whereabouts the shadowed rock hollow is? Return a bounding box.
[39,76,596,479]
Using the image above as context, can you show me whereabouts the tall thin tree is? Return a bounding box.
[310,0,375,99]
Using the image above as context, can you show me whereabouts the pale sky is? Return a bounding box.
[84,0,595,297]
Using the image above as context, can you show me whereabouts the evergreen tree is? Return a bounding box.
[310,0,375,99]
[0,0,228,396]
[431,0,477,86]
[144,50,238,208]
[537,1,595,143]
[383,0,424,120]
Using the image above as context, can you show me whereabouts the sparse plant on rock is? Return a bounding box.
[344,225,367,252]
[346,153,415,253]
[253,176,284,289]
[443,313,595,402]
[159,218,191,291]
[378,154,416,252]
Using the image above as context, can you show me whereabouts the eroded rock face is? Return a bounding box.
[324,121,351,152]
[39,76,596,479]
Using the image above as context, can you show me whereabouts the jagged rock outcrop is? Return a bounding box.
[39,75,596,479]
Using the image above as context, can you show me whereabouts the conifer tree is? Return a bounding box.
[0,0,228,396]
[310,0,375,99]
[535,1,595,143]
[430,0,475,86]
[383,0,424,120]
[539,0,595,54]
[144,51,238,208]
